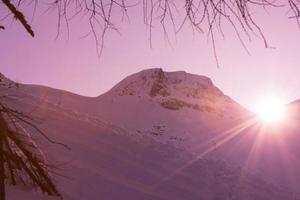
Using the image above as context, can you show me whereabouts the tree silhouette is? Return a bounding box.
[0,77,63,200]
[1,0,300,64]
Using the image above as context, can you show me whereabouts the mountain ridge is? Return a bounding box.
[1,69,300,199]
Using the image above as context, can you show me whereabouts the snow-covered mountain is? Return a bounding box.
[2,69,300,199]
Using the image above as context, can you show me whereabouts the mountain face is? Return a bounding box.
[2,69,300,200]
[100,68,247,116]
[13,68,251,151]
[90,69,251,150]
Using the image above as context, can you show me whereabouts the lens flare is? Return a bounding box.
[255,97,286,123]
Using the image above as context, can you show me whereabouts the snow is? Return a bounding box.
[1,69,300,199]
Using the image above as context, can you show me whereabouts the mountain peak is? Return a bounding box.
[103,68,246,116]
[110,68,219,99]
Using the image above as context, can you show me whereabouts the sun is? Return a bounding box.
[255,97,286,123]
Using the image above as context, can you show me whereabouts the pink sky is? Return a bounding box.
[1,4,300,111]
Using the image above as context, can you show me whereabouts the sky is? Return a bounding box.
[1,2,300,111]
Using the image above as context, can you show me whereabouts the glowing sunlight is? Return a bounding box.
[255,97,286,123]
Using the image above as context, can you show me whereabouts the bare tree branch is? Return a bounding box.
[1,0,300,60]
[2,0,34,36]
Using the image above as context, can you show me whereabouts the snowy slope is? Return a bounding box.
[14,68,253,152]
[1,69,300,199]
[90,69,253,150]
